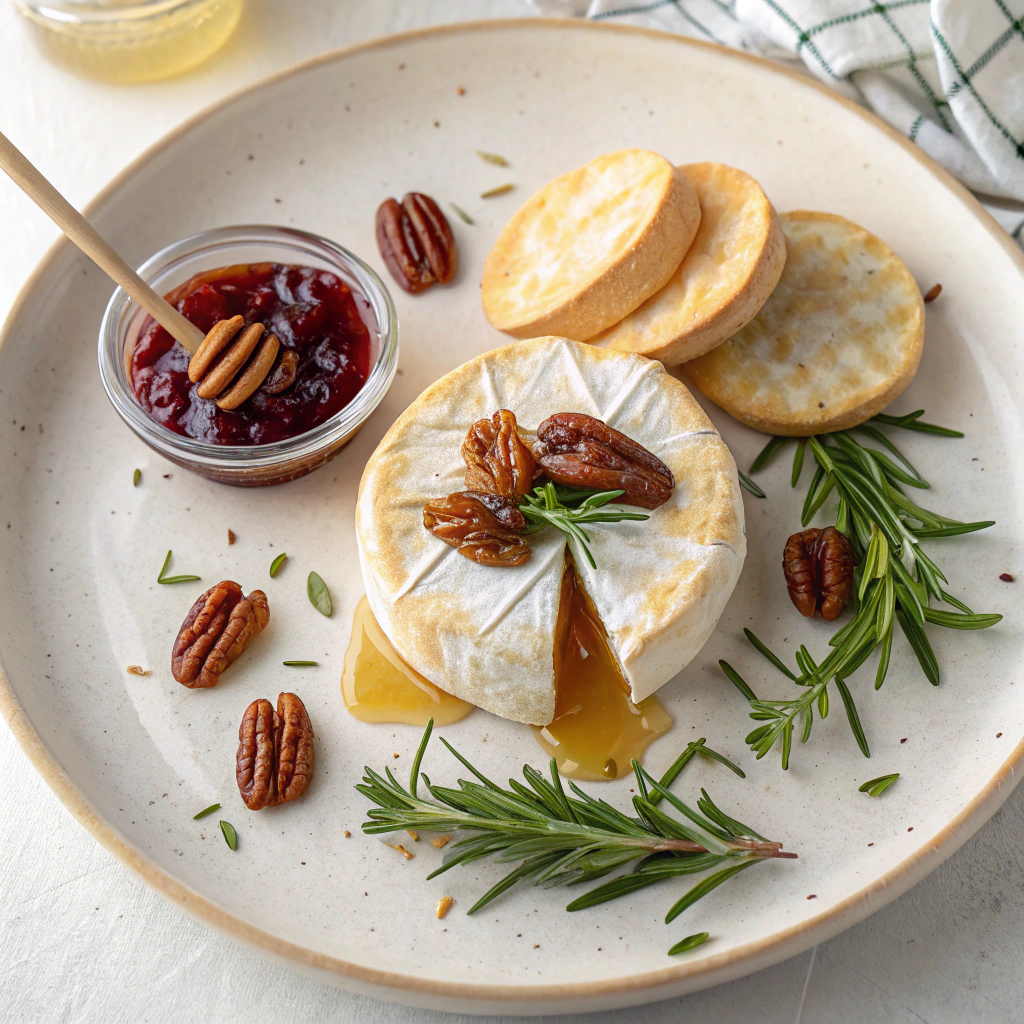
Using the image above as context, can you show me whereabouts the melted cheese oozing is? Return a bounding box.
[342,597,474,726]
[533,561,672,781]
[342,576,671,781]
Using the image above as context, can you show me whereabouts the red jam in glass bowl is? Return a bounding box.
[131,262,372,445]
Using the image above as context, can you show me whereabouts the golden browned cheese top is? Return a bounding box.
[355,336,746,726]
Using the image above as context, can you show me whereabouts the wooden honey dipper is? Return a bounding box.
[0,131,284,410]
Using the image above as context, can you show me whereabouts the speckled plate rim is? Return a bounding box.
[2,19,1023,1013]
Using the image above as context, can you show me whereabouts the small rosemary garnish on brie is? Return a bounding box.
[518,482,650,569]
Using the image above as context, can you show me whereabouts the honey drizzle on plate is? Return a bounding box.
[532,560,672,781]
[341,597,474,726]
[342,571,671,780]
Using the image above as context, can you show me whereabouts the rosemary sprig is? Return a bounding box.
[728,413,1000,767]
[518,482,649,569]
[357,721,794,954]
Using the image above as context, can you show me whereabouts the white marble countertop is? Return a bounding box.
[2,2,1022,1021]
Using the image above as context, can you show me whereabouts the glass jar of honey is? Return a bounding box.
[13,0,244,83]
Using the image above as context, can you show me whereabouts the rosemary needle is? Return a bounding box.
[193,803,220,820]
[859,773,900,797]
[738,471,765,499]
[357,719,794,950]
[269,552,287,577]
[668,932,710,955]
[481,183,514,198]
[450,203,474,225]
[219,820,238,850]
[157,549,201,585]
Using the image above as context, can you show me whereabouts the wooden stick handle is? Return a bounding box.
[0,131,204,354]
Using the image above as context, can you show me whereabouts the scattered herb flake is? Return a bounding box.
[480,183,514,198]
[668,932,710,956]
[858,773,900,797]
[133,468,141,487]
[193,803,221,820]
[450,202,474,224]
[307,571,333,616]
[269,552,288,578]
[219,820,238,850]
[477,150,509,167]
[157,550,201,585]
[283,660,318,667]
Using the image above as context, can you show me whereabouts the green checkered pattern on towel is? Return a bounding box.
[534,0,1024,247]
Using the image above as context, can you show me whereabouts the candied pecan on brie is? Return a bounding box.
[462,409,537,499]
[423,491,530,567]
[533,412,674,510]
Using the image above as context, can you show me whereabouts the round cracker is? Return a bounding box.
[481,149,700,341]
[681,211,924,436]
[591,162,785,364]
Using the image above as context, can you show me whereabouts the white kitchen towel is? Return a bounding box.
[530,0,1024,248]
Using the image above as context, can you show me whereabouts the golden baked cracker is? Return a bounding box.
[481,149,700,341]
[592,163,785,365]
[681,211,924,436]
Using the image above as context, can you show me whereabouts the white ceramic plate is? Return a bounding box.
[2,20,1023,1016]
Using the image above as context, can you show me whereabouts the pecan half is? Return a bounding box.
[236,692,315,810]
[260,348,299,394]
[376,192,457,293]
[783,526,857,621]
[171,581,270,688]
[533,412,674,510]
[423,491,530,567]
[462,409,537,498]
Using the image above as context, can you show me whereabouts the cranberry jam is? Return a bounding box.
[131,263,372,445]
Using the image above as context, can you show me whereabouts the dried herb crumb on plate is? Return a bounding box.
[0,21,1021,1015]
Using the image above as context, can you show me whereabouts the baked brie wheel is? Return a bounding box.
[355,337,746,727]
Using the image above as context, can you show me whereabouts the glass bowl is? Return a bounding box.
[98,225,399,487]
[13,0,244,84]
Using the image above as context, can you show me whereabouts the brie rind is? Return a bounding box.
[356,337,745,726]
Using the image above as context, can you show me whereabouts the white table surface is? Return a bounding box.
[2,2,1022,1021]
